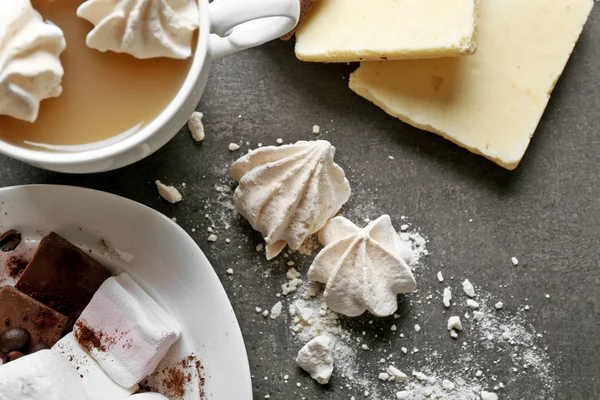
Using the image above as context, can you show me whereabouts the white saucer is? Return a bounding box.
[0,185,251,400]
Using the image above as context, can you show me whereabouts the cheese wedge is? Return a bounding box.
[295,0,479,62]
[349,0,593,170]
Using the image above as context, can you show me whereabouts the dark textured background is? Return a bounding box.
[1,6,598,399]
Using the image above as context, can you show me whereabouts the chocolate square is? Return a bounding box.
[15,232,111,325]
[0,285,68,354]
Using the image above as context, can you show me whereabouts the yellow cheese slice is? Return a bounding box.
[295,0,479,62]
[349,0,593,170]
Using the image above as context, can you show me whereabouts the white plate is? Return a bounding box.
[0,185,251,400]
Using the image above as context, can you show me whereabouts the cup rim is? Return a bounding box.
[0,0,210,167]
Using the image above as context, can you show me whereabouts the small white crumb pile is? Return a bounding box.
[155,180,182,204]
[295,335,334,384]
[312,125,320,135]
[187,111,205,142]
[228,143,240,151]
[282,268,303,296]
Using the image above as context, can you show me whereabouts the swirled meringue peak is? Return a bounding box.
[77,0,199,59]
[308,215,417,317]
[0,0,66,122]
[231,140,351,260]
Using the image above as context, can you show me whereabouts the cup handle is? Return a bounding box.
[208,0,300,60]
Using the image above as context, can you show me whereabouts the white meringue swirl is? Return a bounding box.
[231,140,351,260]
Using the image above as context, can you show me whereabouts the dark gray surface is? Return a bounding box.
[1,7,599,399]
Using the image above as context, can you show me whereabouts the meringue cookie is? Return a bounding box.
[77,0,199,59]
[73,273,182,387]
[296,335,334,384]
[0,350,86,400]
[231,140,351,260]
[53,333,139,400]
[308,215,417,317]
[0,0,66,122]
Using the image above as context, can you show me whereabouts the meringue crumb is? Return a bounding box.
[414,324,421,332]
[270,301,282,319]
[226,268,233,275]
[256,244,264,252]
[511,257,519,266]
[187,111,205,142]
[229,143,240,151]
[437,271,444,282]
[312,125,320,134]
[443,287,452,308]
[495,302,504,310]
[276,138,283,144]
[378,372,390,381]
[412,371,430,381]
[447,316,463,331]
[207,234,217,242]
[466,299,480,309]
[155,181,182,204]
[462,279,475,298]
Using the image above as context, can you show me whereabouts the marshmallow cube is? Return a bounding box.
[74,273,182,387]
[0,350,86,400]
[53,332,138,400]
[129,394,170,400]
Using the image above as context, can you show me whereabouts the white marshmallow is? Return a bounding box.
[128,394,169,400]
[0,350,86,400]
[74,273,182,387]
[52,332,138,400]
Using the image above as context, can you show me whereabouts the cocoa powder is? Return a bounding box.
[74,321,106,352]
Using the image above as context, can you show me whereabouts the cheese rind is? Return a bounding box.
[349,0,593,170]
[295,0,479,62]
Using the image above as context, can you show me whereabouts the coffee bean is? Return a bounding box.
[29,341,49,353]
[3,351,24,363]
[0,327,30,353]
[0,230,21,252]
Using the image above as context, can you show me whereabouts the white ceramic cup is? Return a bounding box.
[0,0,300,174]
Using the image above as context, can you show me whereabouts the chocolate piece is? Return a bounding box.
[6,255,29,279]
[0,327,30,354]
[29,341,49,353]
[0,230,21,252]
[3,350,25,363]
[16,232,111,325]
[0,286,68,355]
